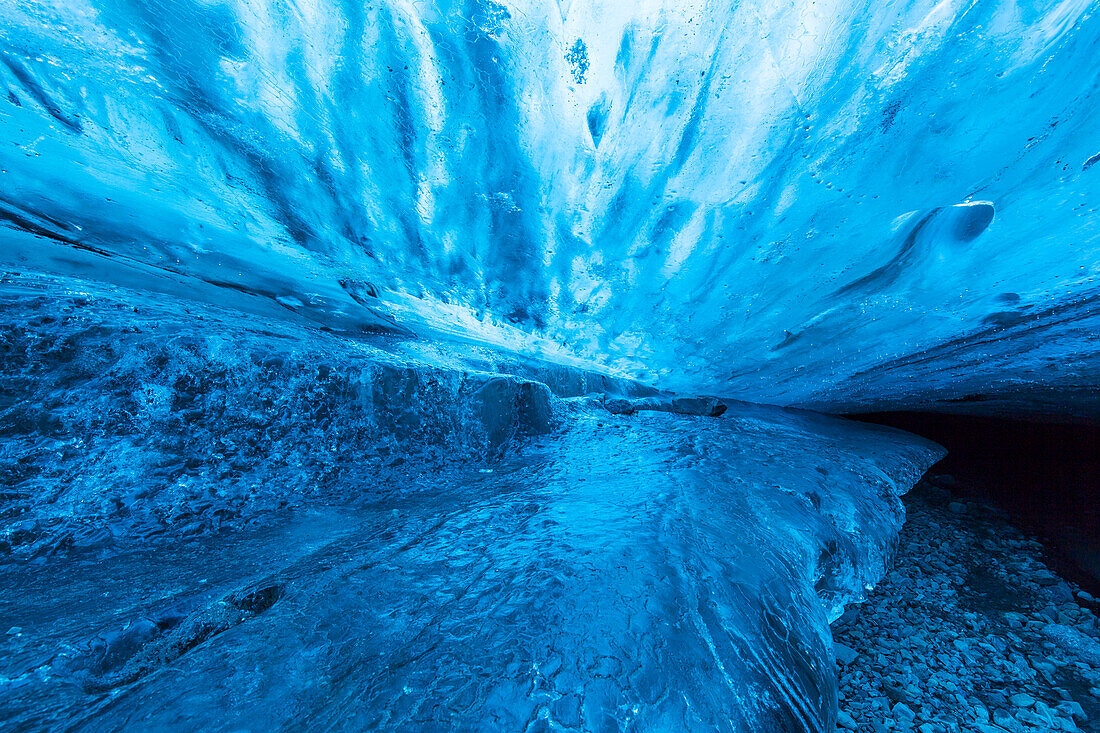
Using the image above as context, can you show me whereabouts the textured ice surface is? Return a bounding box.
[1,0,1097,414]
[0,274,944,731]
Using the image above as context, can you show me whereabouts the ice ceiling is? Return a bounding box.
[1,0,1098,416]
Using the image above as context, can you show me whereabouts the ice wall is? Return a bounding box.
[1,0,1097,413]
[0,271,652,557]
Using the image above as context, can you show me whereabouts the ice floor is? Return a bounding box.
[0,274,943,732]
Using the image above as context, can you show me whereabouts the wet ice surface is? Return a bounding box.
[0,417,933,731]
[0,275,943,731]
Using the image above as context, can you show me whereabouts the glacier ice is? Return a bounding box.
[0,0,1097,416]
[0,0,1095,729]
[0,275,943,731]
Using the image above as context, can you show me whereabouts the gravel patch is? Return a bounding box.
[833,476,1100,732]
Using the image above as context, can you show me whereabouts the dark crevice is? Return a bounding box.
[847,411,1100,596]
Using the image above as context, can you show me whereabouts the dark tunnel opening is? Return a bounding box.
[848,411,1100,595]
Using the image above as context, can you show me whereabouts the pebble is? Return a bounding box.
[834,642,859,666]
[1010,692,1035,707]
[836,709,857,729]
[893,702,916,721]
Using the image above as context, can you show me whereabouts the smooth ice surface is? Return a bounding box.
[0,274,944,732]
[1,0,1098,414]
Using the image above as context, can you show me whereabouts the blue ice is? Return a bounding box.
[0,0,1096,729]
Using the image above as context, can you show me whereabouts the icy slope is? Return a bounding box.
[0,274,943,732]
[1,0,1098,412]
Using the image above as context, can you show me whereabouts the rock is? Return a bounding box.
[603,398,636,415]
[1057,700,1087,722]
[933,474,961,490]
[1018,706,1055,727]
[893,702,916,722]
[1051,582,1075,604]
[1009,692,1035,707]
[837,709,858,729]
[883,682,910,705]
[923,485,952,504]
[970,703,991,723]
[834,642,859,666]
[551,693,583,728]
[1043,624,1100,667]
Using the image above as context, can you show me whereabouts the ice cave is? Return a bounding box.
[0,0,1098,730]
